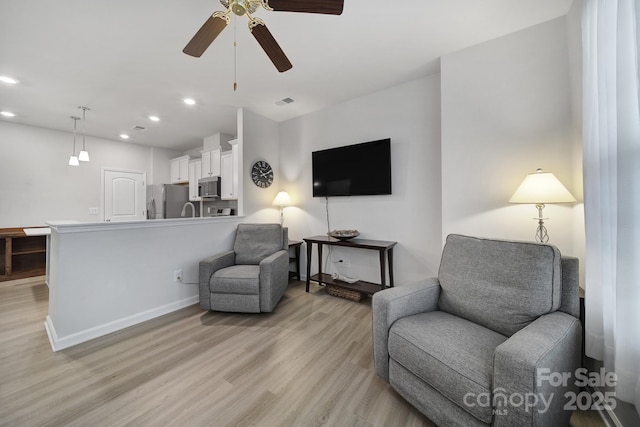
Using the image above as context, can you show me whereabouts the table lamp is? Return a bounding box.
[509,168,576,243]
[272,190,291,226]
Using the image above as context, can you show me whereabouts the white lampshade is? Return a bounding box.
[68,155,79,166]
[272,190,291,207]
[509,169,576,204]
[78,150,90,162]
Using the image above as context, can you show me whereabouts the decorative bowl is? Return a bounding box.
[328,229,360,240]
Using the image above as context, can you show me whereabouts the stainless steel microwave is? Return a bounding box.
[198,177,220,198]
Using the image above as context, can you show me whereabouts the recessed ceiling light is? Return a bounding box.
[120,134,130,139]
[0,76,18,85]
[148,115,160,122]
[183,98,196,105]
[1,111,16,117]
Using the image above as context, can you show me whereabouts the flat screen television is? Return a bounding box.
[312,138,392,197]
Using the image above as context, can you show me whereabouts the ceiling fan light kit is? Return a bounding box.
[183,0,343,74]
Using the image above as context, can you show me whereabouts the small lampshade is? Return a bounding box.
[68,155,79,166]
[78,150,90,162]
[272,190,291,207]
[509,169,576,204]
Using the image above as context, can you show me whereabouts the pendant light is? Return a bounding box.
[68,116,80,166]
[78,106,90,162]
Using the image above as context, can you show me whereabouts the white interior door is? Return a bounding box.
[103,169,146,222]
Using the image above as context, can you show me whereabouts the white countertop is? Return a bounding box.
[46,216,242,234]
[23,227,51,236]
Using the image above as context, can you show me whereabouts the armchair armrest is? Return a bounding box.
[493,311,582,427]
[199,250,235,310]
[258,249,289,312]
[372,278,441,380]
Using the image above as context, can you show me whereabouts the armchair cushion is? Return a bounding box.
[211,265,260,294]
[438,234,562,337]
[234,223,283,265]
[389,311,508,423]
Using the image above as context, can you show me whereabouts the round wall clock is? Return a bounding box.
[251,160,274,188]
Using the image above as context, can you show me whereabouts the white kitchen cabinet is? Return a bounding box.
[220,152,233,199]
[201,148,221,178]
[188,159,202,201]
[221,140,239,200]
[170,155,190,184]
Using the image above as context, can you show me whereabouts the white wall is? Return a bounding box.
[441,17,582,262]
[566,0,586,285]
[0,121,182,227]
[241,108,283,224]
[278,76,443,285]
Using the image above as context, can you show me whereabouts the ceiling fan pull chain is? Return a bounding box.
[233,16,238,91]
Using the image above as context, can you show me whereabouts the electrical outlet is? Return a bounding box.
[89,207,99,215]
[173,269,182,282]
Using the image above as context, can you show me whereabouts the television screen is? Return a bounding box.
[312,138,392,197]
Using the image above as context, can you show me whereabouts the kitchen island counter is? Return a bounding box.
[45,215,243,351]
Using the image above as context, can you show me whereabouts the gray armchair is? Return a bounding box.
[373,234,581,427]
[199,223,289,313]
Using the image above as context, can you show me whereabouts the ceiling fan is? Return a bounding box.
[183,0,344,73]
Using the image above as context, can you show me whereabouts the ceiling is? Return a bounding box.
[0,0,573,151]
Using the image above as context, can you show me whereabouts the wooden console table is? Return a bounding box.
[303,235,397,295]
[0,227,48,281]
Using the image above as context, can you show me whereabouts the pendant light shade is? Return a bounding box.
[78,149,90,162]
[68,116,80,166]
[78,106,90,162]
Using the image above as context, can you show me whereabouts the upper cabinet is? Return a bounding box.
[201,148,221,178]
[221,140,239,200]
[188,159,202,201]
[170,155,190,184]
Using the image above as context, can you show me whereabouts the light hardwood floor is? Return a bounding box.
[1,277,605,427]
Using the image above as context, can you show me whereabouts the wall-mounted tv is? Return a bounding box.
[312,138,392,197]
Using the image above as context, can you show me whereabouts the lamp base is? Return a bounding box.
[535,220,549,243]
[534,203,549,243]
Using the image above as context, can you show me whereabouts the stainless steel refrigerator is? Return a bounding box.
[146,184,197,219]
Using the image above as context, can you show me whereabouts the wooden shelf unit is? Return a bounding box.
[0,228,47,281]
[309,272,384,296]
[303,235,397,298]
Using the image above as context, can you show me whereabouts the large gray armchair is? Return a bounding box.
[373,234,581,427]
[199,223,289,313]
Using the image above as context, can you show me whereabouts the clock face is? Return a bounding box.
[251,160,274,188]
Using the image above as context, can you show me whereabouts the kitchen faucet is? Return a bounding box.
[180,202,196,218]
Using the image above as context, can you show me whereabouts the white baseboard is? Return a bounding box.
[44,295,199,352]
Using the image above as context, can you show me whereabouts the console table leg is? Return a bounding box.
[317,244,323,284]
[388,248,395,287]
[379,250,386,289]
[306,242,312,292]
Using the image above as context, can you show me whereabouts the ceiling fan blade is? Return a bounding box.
[183,13,230,57]
[264,0,343,15]
[250,20,293,73]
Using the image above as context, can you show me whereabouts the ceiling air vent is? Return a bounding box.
[275,97,295,106]
[131,125,146,132]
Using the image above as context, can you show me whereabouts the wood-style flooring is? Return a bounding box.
[0,277,605,426]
